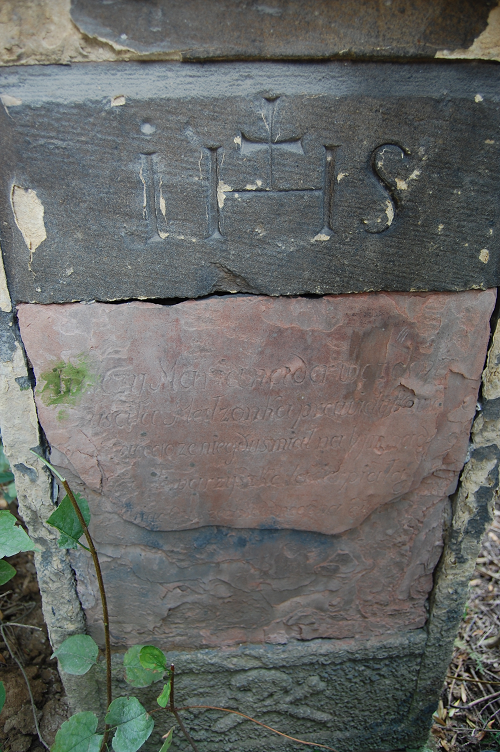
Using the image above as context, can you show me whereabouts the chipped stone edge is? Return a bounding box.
[0,0,182,67]
[404,304,500,746]
[1,0,498,67]
[0,240,102,714]
[436,3,500,62]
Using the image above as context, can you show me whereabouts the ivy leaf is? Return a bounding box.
[0,471,14,484]
[46,493,90,549]
[0,559,16,585]
[0,680,5,714]
[159,727,174,751]
[124,645,164,687]
[139,646,167,673]
[51,712,103,752]
[52,635,99,676]
[157,680,172,710]
[105,696,154,752]
[0,511,36,558]
[156,681,171,709]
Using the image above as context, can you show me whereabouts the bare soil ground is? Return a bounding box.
[0,497,499,752]
[0,538,69,752]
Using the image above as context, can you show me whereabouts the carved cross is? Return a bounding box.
[239,97,304,190]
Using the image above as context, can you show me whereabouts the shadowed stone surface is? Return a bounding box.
[70,0,494,60]
[2,63,500,303]
[70,492,446,647]
[18,290,495,647]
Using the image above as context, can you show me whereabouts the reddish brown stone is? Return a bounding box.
[17,291,495,647]
[71,489,448,648]
[18,291,495,537]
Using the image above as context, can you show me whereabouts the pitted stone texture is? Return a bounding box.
[18,291,495,537]
[107,631,427,752]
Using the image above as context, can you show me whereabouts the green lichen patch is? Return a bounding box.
[38,357,95,407]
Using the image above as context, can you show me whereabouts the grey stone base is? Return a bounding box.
[74,631,428,752]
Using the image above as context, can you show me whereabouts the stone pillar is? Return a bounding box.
[1,2,500,750]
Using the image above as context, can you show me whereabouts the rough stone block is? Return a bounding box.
[18,289,495,647]
[70,0,493,61]
[1,63,500,302]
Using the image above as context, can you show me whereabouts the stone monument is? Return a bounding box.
[1,2,500,750]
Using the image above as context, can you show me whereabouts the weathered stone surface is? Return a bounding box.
[71,490,447,648]
[0,247,100,717]
[107,631,428,752]
[17,290,495,648]
[70,0,494,61]
[405,305,500,744]
[436,3,500,62]
[1,0,498,68]
[2,63,500,302]
[18,291,495,535]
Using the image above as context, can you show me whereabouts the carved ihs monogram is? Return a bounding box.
[139,97,407,241]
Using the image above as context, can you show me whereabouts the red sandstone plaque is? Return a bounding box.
[18,290,495,536]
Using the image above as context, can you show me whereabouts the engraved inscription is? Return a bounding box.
[18,290,495,538]
[206,146,223,239]
[6,63,499,305]
[140,96,343,239]
[363,143,410,233]
[139,153,169,241]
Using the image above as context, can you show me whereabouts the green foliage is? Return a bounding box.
[105,696,154,752]
[0,681,5,714]
[0,510,36,558]
[53,635,99,676]
[0,446,22,590]
[124,645,165,687]
[0,558,16,585]
[0,444,16,502]
[156,681,171,709]
[47,493,90,549]
[39,358,93,407]
[2,481,16,503]
[51,712,103,752]
[0,443,13,479]
[159,727,174,751]
[139,645,167,673]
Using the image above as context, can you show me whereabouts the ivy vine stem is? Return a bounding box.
[30,451,112,751]
[169,664,200,752]
[61,480,112,710]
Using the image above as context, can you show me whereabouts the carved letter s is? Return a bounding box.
[363,143,410,234]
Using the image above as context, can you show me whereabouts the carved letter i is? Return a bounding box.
[140,153,168,241]
[207,147,223,239]
[319,145,339,238]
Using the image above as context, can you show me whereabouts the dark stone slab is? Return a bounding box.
[1,62,500,303]
[70,0,494,60]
